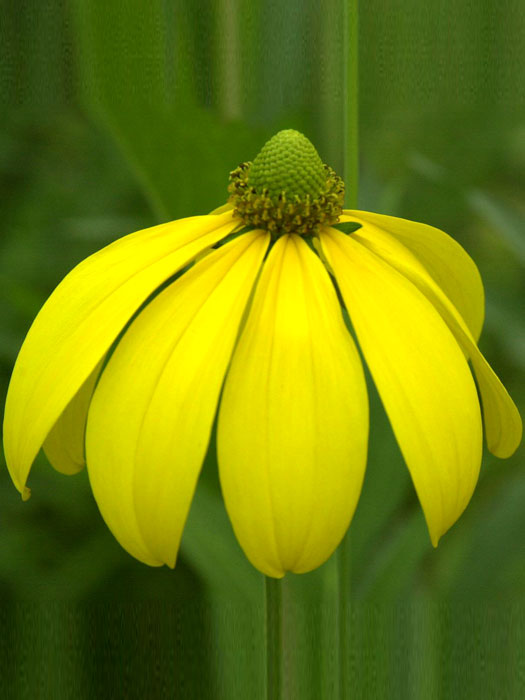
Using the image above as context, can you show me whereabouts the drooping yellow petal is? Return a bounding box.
[85,231,269,567]
[218,234,368,577]
[342,210,485,341]
[42,359,104,476]
[3,211,237,496]
[320,227,483,546]
[352,223,522,458]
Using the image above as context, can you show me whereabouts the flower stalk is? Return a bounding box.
[338,1,359,697]
[265,577,283,700]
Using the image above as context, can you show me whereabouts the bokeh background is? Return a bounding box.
[1,1,524,697]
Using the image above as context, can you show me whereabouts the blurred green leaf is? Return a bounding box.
[466,190,525,266]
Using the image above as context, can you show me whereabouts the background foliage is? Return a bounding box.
[1,1,524,697]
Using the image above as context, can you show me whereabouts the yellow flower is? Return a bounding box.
[3,130,522,578]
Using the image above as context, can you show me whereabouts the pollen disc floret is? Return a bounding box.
[228,129,344,236]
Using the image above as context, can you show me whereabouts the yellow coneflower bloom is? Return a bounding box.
[3,130,522,578]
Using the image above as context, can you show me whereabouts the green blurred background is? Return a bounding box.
[1,1,524,697]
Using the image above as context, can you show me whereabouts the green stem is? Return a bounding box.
[265,577,283,700]
[339,2,359,699]
[344,0,359,209]
[338,539,352,699]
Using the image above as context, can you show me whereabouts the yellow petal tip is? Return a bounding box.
[21,486,31,502]
[487,408,522,459]
[269,570,286,580]
[429,524,443,548]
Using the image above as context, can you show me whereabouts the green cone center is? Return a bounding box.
[228,129,345,236]
[248,129,327,201]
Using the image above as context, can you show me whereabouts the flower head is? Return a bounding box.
[229,129,344,236]
[3,130,522,577]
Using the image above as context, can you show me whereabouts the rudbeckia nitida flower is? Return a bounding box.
[3,130,522,578]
